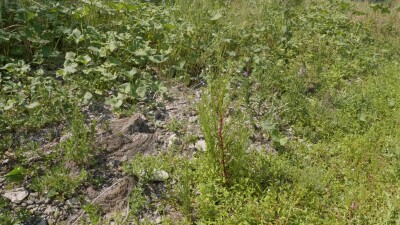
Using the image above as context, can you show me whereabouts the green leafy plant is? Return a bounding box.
[62,108,96,166]
[32,166,88,199]
[198,74,250,184]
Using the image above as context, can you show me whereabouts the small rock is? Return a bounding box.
[188,116,198,123]
[45,199,51,204]
[195,140,206,151]
[66,197,80,205]
[26,200,34,205]
[120,155,128,162]
[44,206,56,215]
[21,202,27,207]
[48,219,55,225]
[37,219,48,225]
[2,188,29,203]
[59,132,72,143]
[29,206,39,213]
[54,208,61,218]
[153,170,169,182]
[155,216,162,224]
[167,134,179,148]
[154,110,163,120]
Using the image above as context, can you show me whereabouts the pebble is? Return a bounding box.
[120,155,128,162]
[155,216,162,224]
[195,140,207,151]
[66,197,80,205]
[44,205,56,215]
[167,133,180,148]
[2,187,29,203]
[26,200,34,205]
[37,219,48,225]
[188,116,198,123]
[154,110,163,120]
[152,170,169,182]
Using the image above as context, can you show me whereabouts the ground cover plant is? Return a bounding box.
[1,0,400,224]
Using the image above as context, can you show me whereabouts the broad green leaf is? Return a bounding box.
[279,137,289,146]
[107,97,123,109]
[26,102,40,109]
[64,65,77,74]
[136,86,147,98]
[72,28,82,38]
[134,49,148,57]
[261,120,275,131]
[4,99,16,110]
[76,55,91,65]
[82,92,93,105]
[65,52,76,60]
[210,12,223,21]
[107,56,121,66]
[127,68,138,79]
[149,55,167,63]
[107,41,118,52]
[5,166,26,182]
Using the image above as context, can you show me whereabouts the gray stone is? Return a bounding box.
[2,188,29,203]
[44,206,56,215]
[48,218,55,225]
[66,197,80,205]
[153,170,169,182]
[120,155,128,162]
[154,110,163,120]
[155,216,162,224]
[167,133,179,148]
[59,132,72,143]
[54,208,61,218]
[36,219,48,225]
[188,116,198,123]
[26,200,34,205]
[195,140,206,151]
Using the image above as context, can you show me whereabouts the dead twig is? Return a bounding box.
[71,177,127,225]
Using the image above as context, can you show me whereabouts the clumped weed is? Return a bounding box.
[61,108,96,166]
[32,166,88,199]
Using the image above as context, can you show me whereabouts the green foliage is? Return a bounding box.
[32,166,88,199]
[61,108,96,166]
[1,0,400,224]
[166,118,184,134]
[4,166,27,183]
[123,154,171,184]
[128,186,148,224]
[84,204,103,225]
[198,74,250,184]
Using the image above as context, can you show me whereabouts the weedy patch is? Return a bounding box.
[1,0,400,224]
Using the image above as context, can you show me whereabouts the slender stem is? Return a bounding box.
[217,111,227,180]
